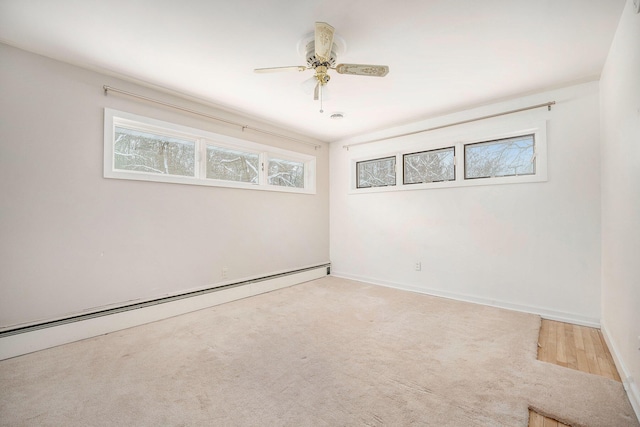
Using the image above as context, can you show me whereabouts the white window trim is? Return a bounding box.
[202,139,262,187]
[104,109,316,194]
[349,119,547,194]
[265,152,312,191]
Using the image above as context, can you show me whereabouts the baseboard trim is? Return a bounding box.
[330,271,600,327]
[0,265,329,360]
[601,321,640,422]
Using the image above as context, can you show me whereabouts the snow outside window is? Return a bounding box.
[404,147,455,184]
[206,145,259,184]
[105,109,316,194]
[268,158,305,188]
[114,126,196,177]
[356,156,396,188]
[465,134,535,179]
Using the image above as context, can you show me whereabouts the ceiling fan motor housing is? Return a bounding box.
[305,41,337,69]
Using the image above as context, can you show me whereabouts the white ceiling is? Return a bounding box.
[0,0,625,142]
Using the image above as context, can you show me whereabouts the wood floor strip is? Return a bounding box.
[556,321,568,366]
[529,409,570,427]
[529,410,544,427]
[546,319,557,364]
[544,418,559,427]
[564,324,578,370]
[582,326,602,376]
[572,324,590,373]
[597,332,621,382]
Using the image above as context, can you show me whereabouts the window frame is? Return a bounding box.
[403,146,456,185]
[349,119,547,193]
[265,153,309,190]
[463,134,536,180]
[202,139,262,186]
[110,118,200,183]
[355,155,397,189]
[105,109,316,194]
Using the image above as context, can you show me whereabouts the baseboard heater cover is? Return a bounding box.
[0,263,330,339]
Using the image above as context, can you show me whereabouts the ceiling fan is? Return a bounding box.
[254,22,389,113]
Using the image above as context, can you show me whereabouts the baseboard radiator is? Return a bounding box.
[0,263,330,360]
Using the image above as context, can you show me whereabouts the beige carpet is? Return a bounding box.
[1,276,637,426]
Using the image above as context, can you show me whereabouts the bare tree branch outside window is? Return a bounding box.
[268,158,304,188]
[206,146,259,183]
[465,134,535,179]
[114,127,195,177]
[356,157,396,188]
[404,147,455,184]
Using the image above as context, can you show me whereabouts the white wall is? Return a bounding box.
[0,43,330,329]
[600,0,640,413]
[330,82,602,325]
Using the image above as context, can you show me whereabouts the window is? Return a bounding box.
[268,157,305,188]
[206,145,259,183]
[404,147,455,184]
[350,120,547,193]
[356,156,396,188]
[114,126,196,177]
[105,109,316,194]
[465,134,535,179]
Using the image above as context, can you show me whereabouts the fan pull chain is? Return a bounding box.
[319,84,324,114]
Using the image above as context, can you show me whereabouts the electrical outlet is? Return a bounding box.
[222,267,228,279]
[415,262,421,271]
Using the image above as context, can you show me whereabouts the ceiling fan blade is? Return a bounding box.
[313,82,319,101]
[315,22,335,62]
[254,66,307,73]
[335,63,389,77]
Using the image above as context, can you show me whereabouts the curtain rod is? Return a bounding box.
[342,101,556,150]
[103,85,321,149]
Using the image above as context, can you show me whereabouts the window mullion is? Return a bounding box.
[198,139,206,180]
[259,153,266,186]
[456,143,464,183]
